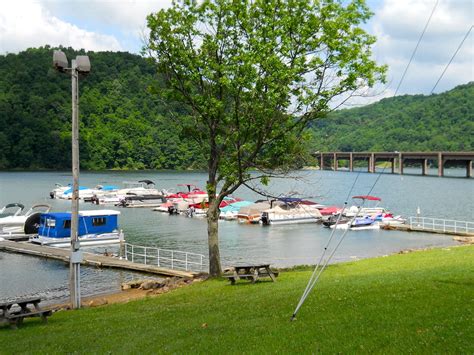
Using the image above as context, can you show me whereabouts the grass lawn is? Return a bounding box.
[1,245,472,354]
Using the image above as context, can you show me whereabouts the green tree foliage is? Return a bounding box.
[0,46,205,170]
[147,0,386,275]
[310,82,474,152]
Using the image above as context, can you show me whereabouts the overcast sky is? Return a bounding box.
[1,0,472,103]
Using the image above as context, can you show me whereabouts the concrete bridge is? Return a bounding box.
[314,151,474,177]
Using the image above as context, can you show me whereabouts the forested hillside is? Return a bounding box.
[0,47,472,170]
[0,46,203,170]
[310,82,473,152]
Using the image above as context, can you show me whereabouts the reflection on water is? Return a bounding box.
[0,169,472,302]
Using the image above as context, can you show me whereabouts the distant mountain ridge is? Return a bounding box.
[0,47,472,170]
[310,82,473,152]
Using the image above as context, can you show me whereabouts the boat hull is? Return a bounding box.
[30,231,124,248]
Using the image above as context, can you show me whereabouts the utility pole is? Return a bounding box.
[53,51,90,309]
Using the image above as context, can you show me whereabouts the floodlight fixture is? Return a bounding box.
[76,55,91,75]
[53,50,69,72]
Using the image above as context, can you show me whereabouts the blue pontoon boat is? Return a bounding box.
[30,210,124,247]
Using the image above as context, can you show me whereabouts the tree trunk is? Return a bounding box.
[207,198,222,276]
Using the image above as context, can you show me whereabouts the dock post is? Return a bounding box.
[422,159,428,175]
[333,153,338,171]
[467,160,472,178]
[320,153,324,170]
[438,152,443,177]
[349,153,353,172]
[391,158,395,174]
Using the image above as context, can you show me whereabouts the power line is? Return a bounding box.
[394,0,439,96]
[430,25,473,94]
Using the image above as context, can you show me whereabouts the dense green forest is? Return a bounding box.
[311,82,473,152]
[0,47,472,170]
[0,46,203,170]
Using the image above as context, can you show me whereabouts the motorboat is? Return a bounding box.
[344,195,388,217]
[117,194,166,208]
[261,198,323,225]
[237,200,272,224]
[0,204,52,235]
[0,203,25,218]
[30,210,124,247]
[49,184,70,199]
[219,201,254,221]
[56,186,98,200]
[329,215,380,230]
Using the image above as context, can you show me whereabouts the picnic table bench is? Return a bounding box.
[0,297,52,329]
[224,264,279,284]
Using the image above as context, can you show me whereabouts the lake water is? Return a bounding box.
[0,169,472,304]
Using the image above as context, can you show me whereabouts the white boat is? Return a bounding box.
[261,198,323,225]
[237,201,271,224]
[330,216,381,230]
[0,203,25,218]
[0,204,52,235]
[30,210,124,247]
[344,195,388,217]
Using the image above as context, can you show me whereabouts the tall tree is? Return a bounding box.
[147,0,386,275]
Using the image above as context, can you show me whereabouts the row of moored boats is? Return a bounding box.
[0,181,405,249]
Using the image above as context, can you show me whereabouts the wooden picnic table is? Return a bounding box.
[224,264,279,284]
[0,297,52,329]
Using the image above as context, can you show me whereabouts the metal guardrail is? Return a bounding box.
[409,217,474,234]
[124,243,206,272]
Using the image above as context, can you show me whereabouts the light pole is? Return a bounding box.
[53,50,90,309]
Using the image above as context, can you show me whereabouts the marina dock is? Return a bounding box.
[0,240,196,279]
[383,217,474,238]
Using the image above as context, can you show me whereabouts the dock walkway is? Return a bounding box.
[0,241,195,278]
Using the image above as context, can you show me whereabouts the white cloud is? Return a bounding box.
[0,2,122,54]
[370,0,473,95]
[39,0,172,52]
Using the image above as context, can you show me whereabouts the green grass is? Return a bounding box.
[1,246,473,354]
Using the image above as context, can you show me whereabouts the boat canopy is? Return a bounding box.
[220,200,253,213]
[38,210,120,238]
[352,195,381,201]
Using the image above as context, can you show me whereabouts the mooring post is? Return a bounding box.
[391,158,395,174]
[333,153,337,171]
[466,160,472,178]
[349,152,353,172]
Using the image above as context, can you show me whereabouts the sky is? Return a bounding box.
[1,0,472,104]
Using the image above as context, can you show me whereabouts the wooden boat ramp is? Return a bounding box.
[0,240,197,279]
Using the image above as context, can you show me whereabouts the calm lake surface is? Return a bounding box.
[0,169,472,304]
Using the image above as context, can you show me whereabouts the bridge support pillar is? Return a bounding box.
[320,153,324,170]
[391,158,395,174]
[349,153,353,172]
[399,153,403,174]
[438,152,444,177]
[368,153,375,173]
[333,153,338,171]
[467,160,472,178]
[422,159,429,175]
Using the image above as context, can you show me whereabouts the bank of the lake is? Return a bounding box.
[0,245,472,353]
[1,169,472,304]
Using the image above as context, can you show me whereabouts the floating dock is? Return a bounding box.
[0,240,195,279]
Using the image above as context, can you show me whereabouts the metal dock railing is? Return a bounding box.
[124,243,206,272]
[409,217,474,235]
